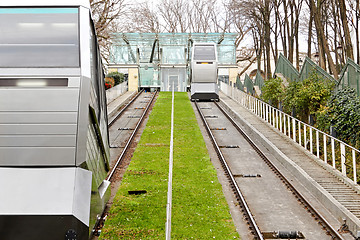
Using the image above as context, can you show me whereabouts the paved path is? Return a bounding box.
[220,92,358,237]
[107,91,136,119]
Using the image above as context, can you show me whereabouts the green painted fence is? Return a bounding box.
[337,58,360,95]
[273,53,360,96]
[254,71,265,89]
[244,74,254,95]
[235,75,244,91]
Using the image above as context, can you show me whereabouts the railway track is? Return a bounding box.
[195,100,346,240]
[91,90,157,238]
[107,90,157,181]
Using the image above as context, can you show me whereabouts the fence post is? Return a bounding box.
[292,118,296,142]
[298,121,301,146]
[323,135,327,163]
[288,115,291,138]
[272,108,275,127]
[304,125,307,150]
[331,138,336,169]
[340,143,346,176]
[353,149,357,184]
[316,130,319,158]
[265,105,269,122]
[310,127,313,154]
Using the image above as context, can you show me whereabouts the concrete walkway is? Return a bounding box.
[107,91,136,119]
[219,91,360,237]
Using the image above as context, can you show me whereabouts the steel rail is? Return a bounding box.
[106,91,157,181]
[194,101,264,240]
[214,101,345,240]
[108,89,144,128]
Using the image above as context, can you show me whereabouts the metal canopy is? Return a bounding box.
[110,33,238,65]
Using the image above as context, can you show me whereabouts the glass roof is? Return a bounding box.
[110,33,238,65]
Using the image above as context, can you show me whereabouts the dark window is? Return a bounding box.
[0,8,79,67]
[193,45,216,61]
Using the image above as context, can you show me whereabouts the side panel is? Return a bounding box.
[0,167,92,240]
[0,147,76,166]
[0,89,79,111]
[0,112,77,124]
[0,81,80,166]
[0,168,76,214]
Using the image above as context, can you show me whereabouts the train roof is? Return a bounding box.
[0,0,90,9]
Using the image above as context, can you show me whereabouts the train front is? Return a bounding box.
[0,1,110,239]
[190,43,219,101]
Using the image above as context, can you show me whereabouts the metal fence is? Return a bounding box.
[220,81,360,184]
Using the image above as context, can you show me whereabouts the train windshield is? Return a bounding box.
[0,8,79,67]
[193,45,216,61]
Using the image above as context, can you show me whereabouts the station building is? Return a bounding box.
[107,33,238,92]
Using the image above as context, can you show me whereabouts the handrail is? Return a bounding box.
[220,81,360,184]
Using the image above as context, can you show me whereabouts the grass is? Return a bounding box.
[99,92,239,239]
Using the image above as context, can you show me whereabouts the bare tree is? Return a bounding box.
[157,0,190,32]
[90,0,127,63]
[308,0,338,79]
[338,0,354,60]
[230,0,272,79]
[124,3,160,33]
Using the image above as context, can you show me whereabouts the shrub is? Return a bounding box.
[105,77,115,89]
[106,72,124,86]
[261,77,285,108]
[283,81,301,115]
[316,86,360,148]
[281,71,335,123]
[105,82,112,90]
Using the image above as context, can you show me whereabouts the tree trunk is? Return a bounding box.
[308,10,313,58]
[274,0,279,62]
[283,0,289,58]
[288,1,294,63]
[310,0,338,79]
[295,18,300,70]
[332,0,339,71]
[307,8,313,58]
[264,0,272,79]
[338,0,354,60]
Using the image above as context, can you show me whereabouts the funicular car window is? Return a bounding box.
[0,8,79,67]
[193,45,216,61]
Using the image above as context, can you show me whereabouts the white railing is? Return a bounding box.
[220,81,360,184]
[106,81,128,104]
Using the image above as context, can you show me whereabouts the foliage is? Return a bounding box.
[278,71,335,122]
[283,80,301,114]
[261,77,285,107]
[105,82,112,90]
[293,71,335,122]
[316,86,360,148]
[105,77,115,89]
[99,93,239,239]
[106,71,124,85]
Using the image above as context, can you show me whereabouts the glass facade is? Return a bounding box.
[0,8,79,67]
[109,33,237,90]
[110,33,237,65]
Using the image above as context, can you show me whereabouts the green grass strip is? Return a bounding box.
[99,92,239,239]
